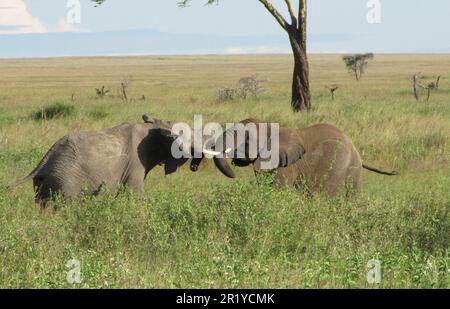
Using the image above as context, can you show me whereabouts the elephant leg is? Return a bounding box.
[33,176,64,210]
[276,162,314,195]
[348,167,362,192]
[124,172,145,194]
[33,177,50,210]
[92,181,116,196]
[275,165,298,187]
[322,172,346,197]
[341,167,361,199]
[34,175,82,209]
[345,147,363,195]
[253,170,260,186]
[311,143,348,197]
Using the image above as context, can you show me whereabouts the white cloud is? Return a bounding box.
[0,1,88,35]
[0,0,48,34]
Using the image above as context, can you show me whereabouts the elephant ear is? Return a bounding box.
[158,128,191,175]
[155,127,174,138]
[142,114,155,124]
[277,129,306,167]
[253,128,306,171]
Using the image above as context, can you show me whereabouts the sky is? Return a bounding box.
[0,0,449,57]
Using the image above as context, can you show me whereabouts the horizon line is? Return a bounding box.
[1,52,450,61]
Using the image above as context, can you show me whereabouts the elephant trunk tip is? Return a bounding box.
[213,156,236,179]
[190,163,199,172]
[190,157,204,172]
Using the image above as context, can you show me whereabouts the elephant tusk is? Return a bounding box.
[203,148,233,156]
[203,149,222,156]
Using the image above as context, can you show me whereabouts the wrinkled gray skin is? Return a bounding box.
[10,115,187,208]
[193,119,397,197]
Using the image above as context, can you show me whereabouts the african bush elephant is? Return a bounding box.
[9,115,187,208]
[192,118,397,197]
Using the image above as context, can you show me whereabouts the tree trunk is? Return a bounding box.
[413,74,420,101]
[435,76,441,89]
[290,39,311,111]
[291,57,310,112]
[289,0,310,112]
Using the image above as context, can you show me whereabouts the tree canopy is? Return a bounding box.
[342,53,375,81]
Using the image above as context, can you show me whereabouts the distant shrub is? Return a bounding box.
[238,74,265,99]
[217,87,239,102]
[217,74,266,103]
[32,102,76,120]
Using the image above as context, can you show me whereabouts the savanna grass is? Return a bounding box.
[0,54,448,288]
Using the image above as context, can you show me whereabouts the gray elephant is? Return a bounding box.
[9,115,187,208]
[192,118,397,197]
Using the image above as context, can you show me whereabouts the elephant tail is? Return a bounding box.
[7,160,46,189]
[363,163,398,176]
[7,138,63,189]
[6,175,34,189]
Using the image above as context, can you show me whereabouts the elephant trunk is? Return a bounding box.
[190,157,203,172]
[213,157,235,178]
[205,130,237,178]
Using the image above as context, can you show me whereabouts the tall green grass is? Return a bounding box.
[0,177,447,288]
[32,102,76,120]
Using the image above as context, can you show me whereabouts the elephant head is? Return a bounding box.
[195,119,307,178]
[139,114,190,175]
[142,114,206,175]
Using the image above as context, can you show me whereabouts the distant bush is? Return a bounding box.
[217,87,239,102]
[217,74,266,103]
[32,102,76,120]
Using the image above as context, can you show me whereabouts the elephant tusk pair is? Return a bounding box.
[202,147,232,157]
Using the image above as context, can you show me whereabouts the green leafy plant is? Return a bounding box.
[32,102,76,120]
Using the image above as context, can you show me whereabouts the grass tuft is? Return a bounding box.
[32,102,76,120]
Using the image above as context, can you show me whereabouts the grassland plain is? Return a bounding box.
[0,54,448,288]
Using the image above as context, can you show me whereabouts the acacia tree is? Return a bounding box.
[92,0,311,112]
[342,53,374,81]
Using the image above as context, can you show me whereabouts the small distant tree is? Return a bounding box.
[325,84,339,101]
[412,73,441,102]
[95,86,112,98]
[119,76,133,103]
[342,53,374,80]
